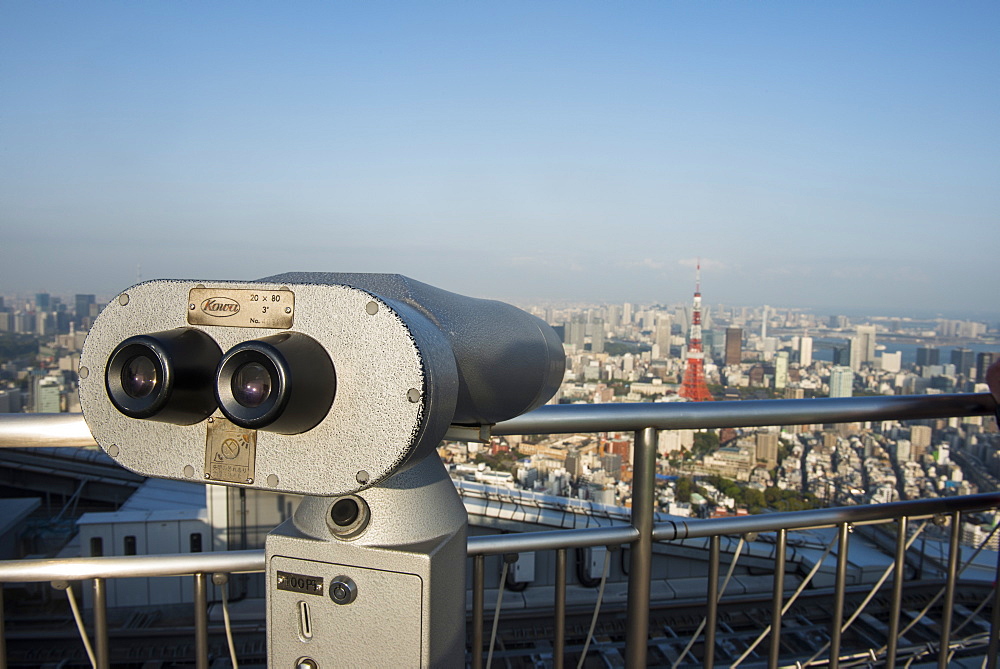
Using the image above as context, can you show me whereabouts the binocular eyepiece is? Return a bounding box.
[80,274,565,497]
[105,329,336,434]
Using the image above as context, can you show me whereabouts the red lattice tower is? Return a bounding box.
[680,261,714,402]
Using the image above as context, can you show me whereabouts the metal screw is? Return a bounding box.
[356,470,370,485]
[365,301,379,315]
[108,444,119,458]
[78,366,89,379]
[285,306,292,313]
[189,303,196,310]
[407,388,421,403]
[246,478,254,484]
[204,473,211,479]
[183,465,195,478]
[267,474,279,487]
[208,417,215,423]
[119,293,130,306]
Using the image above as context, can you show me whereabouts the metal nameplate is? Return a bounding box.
[204,417,257,484]
[277,571,324,596]
[187,287,294,329]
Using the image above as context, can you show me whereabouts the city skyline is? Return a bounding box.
[2,2,998,316]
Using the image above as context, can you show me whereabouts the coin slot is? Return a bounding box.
[299,600,313,640]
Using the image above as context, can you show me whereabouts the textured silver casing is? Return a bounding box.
[79,278,459,497]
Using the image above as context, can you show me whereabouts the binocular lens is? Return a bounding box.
[105,329,222,424]
[232,362,272,408]
[216,333,336,434]
[122,355,159,399]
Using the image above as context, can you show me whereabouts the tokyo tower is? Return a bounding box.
[679,261,714,402]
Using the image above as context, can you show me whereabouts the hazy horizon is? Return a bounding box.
[2,2,997,317]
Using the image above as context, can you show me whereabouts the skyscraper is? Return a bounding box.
[829,366,854,398]
[976,352,997,383]
[655,316,672,355]
[951,348,975,377]
[799,336,813,368]
[75,294,96,327]
[855,325,877,365]
[724,328,742,366]
[774,352,789,389]
[591,318,605,354]
[917,346,940,369]
[756,430,779,468]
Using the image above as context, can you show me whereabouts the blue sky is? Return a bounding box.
[1,2,998,318]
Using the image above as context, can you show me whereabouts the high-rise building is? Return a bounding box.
[32,376,61,413]
[75,294,96,326]
[880,351,902,373]
[622,302,633,326]
[565,317,587,351]
[591,317,605,354]
[910,425,932,461]
[655,316,672,355]
[829,366,854,398]
[756,430,779,468]
[774,352,789,390]
[35,293,51,311]
[855,325,877,366]
[761,305,770,340]
[917,346,940,369]
[799,336,813,368]
[951,348,976,378]
[724,328,742,366]
[564,450,583,478]
[976,352,998,383]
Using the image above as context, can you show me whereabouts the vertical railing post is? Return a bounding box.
[769,528,787,669]
[625,426,656,669]
[193,573,208,669]
[938,511,961,669]
[886,515,908,667]
[92,578,109,669]
[987,537,1000,669]
[472,555,485,669]
[0,583,7,669]
[554,548,566,669]
[829,522,850,669]
[704,535,720,669]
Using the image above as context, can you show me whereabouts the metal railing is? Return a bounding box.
[0,392,998,668]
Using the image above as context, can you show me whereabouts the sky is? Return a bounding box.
[1,2,998,319]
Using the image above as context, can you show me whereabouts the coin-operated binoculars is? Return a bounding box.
[79,272,565,667]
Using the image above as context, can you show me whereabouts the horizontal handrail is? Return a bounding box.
[1,393,996,449]
[654,491,1000,541]
[467,525,638,556]
[3,492,998,579]
[0,413,97,448]
[0,549,264,583]
[493,393,997,434]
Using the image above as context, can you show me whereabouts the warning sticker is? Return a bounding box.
[205,417,256,484]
